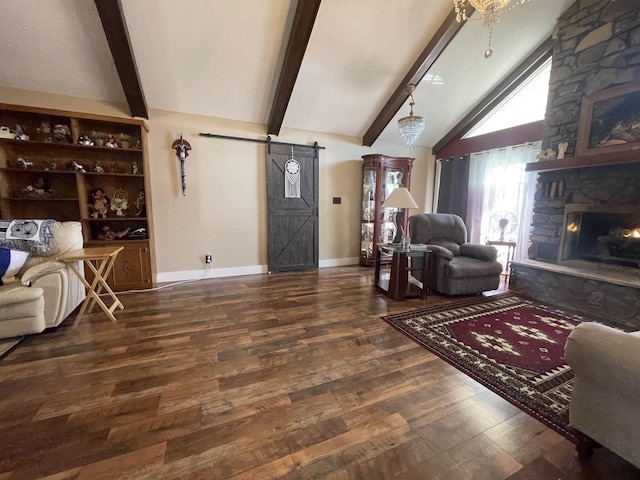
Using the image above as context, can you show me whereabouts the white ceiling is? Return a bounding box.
[0,0,574,149]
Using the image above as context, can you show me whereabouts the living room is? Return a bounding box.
[1,0,640,478]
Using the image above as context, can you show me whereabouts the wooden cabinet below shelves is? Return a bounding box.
[86,241,151,292]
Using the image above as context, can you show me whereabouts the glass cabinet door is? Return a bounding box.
[379,167,404,244]
[360,166,376,260]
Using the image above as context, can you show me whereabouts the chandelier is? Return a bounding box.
[397,85,425,150]
[453,0,529,58]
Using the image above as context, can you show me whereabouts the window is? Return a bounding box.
[464,58,551,138]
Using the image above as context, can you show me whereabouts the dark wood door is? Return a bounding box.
[266,144,318,273]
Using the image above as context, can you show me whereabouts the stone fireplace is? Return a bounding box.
[559,203,640,272]
[508,0,640,329]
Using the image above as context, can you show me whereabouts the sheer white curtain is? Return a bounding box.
[466,141,541,261]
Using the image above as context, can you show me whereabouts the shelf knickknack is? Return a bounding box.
[576,83,640,157]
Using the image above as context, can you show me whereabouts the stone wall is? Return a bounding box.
[530,163,640,260]
[530,0,640,261]
[514,1,640,328]
[543,0,640,155]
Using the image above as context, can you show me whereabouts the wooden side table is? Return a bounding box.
[375,244,430,301]
[57,246,125,328]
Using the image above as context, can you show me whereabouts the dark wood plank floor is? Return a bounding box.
[1,266,639,479]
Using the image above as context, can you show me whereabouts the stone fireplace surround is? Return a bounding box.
[508,0,640,330]
[510,163,640,330]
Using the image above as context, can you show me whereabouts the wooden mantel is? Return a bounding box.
[526,148,640,172]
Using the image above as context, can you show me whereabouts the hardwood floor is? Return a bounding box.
[1,266,638,479]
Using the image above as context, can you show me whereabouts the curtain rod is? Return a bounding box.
[199,133,326,152]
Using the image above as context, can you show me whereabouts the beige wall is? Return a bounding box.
[0,87,435,282]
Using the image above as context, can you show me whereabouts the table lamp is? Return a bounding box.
[382,187,418,245]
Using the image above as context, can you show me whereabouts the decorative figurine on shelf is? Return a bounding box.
[557,141,569,160]
[111,189,129,216]
[72,160,87,173]
[14,124,29,141]
[172,133,191,196]
[43,158,58,171]
[134,138,142,149]
[53,124,71,143]
[104,134,118,148]
[536,148,557,161]
[38,121,52,142]
[20,176,56,198]
[131,162,139,175]
[127,227,147,239]
[98,225,130,241]
[134,189,146,217]
[0,126,13,139]
[89,187,110,219]
[78,135,94,146]
[93,161,105,173]
[16,157,33,169]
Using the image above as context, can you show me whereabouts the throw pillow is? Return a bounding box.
[0,248,29,285]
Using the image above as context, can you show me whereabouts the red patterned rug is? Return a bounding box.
[382,293,586,443]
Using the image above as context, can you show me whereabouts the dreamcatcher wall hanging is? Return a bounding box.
[284,147,301,198]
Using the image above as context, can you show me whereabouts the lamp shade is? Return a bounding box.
[382,187,418,209]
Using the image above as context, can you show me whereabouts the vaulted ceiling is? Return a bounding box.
[0,0,573,151]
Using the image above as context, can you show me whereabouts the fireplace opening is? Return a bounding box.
[560,204,640,269]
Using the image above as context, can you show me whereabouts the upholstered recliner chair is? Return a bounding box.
[564,322,640,468]
[0,221,85,338]
[408,213,503,296]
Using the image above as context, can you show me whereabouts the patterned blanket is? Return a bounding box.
[0,219,54,253]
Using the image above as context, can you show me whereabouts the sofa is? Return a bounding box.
[408,213,503,296]
[564,322,640,468]
[0,221,85,337]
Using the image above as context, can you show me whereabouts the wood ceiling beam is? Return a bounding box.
[94,0,148,119]
[267,0,322,136]
[432,36,553,156]
[362,7,473,147]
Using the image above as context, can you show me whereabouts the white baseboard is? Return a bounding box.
[319,257,360,267]
[155,257,360,284]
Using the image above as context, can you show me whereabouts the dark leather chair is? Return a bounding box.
[408,213,503,295]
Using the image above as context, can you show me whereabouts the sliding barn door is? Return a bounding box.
[266,144,319,273]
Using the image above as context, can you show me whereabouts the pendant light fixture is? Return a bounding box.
[453,0,531,58]
[397,85,425,150]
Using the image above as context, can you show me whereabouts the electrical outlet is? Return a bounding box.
[205,254,212,264]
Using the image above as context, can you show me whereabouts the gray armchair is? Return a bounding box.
[408,213,503,295]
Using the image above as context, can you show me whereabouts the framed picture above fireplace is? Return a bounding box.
[576,83,640,157]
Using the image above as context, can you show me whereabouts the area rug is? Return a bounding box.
[0,336,24,360]
[382,293,587,443]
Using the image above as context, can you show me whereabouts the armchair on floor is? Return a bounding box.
[564,322,640,468]
[407,213,503,296]
[0,221,85,338]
